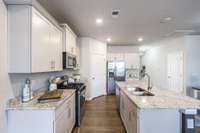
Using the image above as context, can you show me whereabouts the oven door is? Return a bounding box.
[80,86,86,109]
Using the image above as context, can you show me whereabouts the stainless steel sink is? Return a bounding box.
[129,87,155,96]
[140,91,154,96]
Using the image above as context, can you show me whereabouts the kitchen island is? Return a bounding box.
[116,80,200,133]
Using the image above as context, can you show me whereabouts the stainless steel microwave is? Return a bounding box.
[63,52,77,69]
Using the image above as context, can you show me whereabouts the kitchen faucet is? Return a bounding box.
[144,73,152,91]
[140,66,153,91]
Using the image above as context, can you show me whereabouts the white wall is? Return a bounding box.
[0,1,13,132]
[0,1,77,132]
[185,36,200,96]
[142,36,200,96]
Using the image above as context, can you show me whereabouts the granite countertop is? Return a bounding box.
[116,80,200,109]
[7,89,76,110]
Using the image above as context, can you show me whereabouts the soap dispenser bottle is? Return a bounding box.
[22,79,31,102]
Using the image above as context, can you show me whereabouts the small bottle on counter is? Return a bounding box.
[22,79,31,102]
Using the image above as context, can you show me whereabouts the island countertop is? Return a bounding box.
[7,89,76,110]
[116,80,200,109]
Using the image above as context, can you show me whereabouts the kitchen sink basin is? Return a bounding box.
[140,92,154,96]
[128,87,155,96]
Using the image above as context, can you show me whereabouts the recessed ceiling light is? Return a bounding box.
[137,37,143,42]
[96,18,103,24]
[106,38,111,42]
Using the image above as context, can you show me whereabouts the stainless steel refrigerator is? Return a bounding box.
[107,61,126,95]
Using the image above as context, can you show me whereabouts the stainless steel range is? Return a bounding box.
[56,76,86,127]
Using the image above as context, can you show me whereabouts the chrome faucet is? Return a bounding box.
[140,66,153,91]
[144,73,152,91]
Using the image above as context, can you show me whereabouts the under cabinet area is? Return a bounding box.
[7,92,75,133]
[8,5,63,73]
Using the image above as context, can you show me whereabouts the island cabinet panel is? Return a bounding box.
[138,109,181,133]
[7,93,75,133]
[8,5,63,73]
[120,91,138,133]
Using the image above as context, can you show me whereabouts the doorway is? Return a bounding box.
[167,51,184,93]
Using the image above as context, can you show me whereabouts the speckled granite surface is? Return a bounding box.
[7,89,75,110]
[116,80,200,109]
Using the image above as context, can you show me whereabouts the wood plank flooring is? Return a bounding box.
[72,95,126,133]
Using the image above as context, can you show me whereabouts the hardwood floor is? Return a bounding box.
[72,95,126,133]
[197,127,200,133]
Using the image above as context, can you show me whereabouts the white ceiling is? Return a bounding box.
[37,0,200,45]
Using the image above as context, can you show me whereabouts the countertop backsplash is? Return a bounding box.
[8,69,79,98]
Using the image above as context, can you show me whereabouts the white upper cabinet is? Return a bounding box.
[8,5,63,73]
[61,24,77,55]
[124,53,140,69]
[76,39,81,69]
[107,53,124,61]
[107,53,140,69]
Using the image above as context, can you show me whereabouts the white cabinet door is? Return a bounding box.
[71,33,77,55]
[76,40,81,68]
[124,53,140,69]
[32,8,52,72]
[115,53,124,61]
[120,91,138,133]
[55,110,68,133]
[55,93,75,133]
[67,95,75,131]
[68,31,73,53]
[49,25,63,71]
[62,24,77,55]
[120,91,126,125]
[107,53,115,61]
[32,9,62,72]
[127,96,137,133]
[65,27,71,53]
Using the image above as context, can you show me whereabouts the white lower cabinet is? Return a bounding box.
[120,90,181,133]
[7,93,75,133]
[55,94,75,133]
[120,91,137,133]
